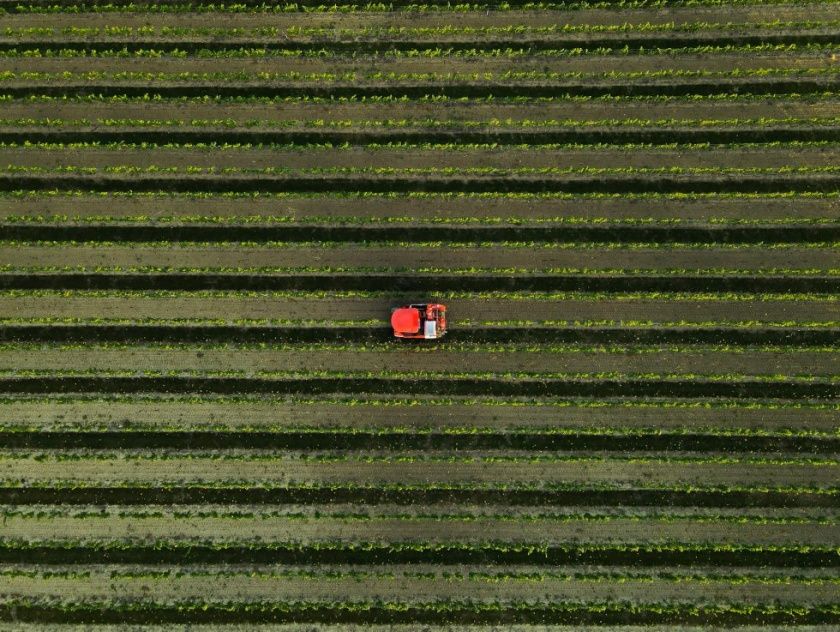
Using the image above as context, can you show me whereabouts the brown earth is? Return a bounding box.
[3,98,837,125]
[3,513,836,546]
[2,295,835,324]
[3,347,834,376]
[4,147,838,170]
[4,570,836,604]
[6,53,830,76]
[1,193,835,222]
[3,244,834,272]
[2,454,834,486]
[4,5,835,30]
[1,399,832,432]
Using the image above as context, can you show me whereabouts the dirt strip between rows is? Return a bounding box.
[2,193,835,221]
[5,296,836,323]
[6,53,829,76]
[1,400,833,432]
[2,514,835,546]
[4,99,837,125]
[2,348,833,376]
[9,504,832,520]
[4,245,834,271]
[5,5,832,29]
[2,456,834,486]
[4,147,837,170]
[1,572,835,604]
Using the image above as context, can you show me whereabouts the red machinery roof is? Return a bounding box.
[391,307,420,333]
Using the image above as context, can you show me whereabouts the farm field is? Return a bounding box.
[0,0,837,628]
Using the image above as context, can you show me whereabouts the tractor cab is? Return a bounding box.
[391,303,447,339]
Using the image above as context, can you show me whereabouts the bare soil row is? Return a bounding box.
[5,147,838,171]
[1,399,833,432]
[2,295,835,324]
[4,244,834,272]
[13,503,832,520]
[8,52,830,76]
[3,513,836,546]
[3,98,836,125]
[2,454,834,487]
[5,5,831,30]
[1,192,835,222]
[4,347,834,376]
[2,570,835,604]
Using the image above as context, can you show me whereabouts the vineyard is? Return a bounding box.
[0,0,838,628]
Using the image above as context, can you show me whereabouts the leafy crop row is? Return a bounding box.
[5,450,835,465]
[4,506,834,525]
[4,92,835,104]
[2,265,833,275]
[5,189,836,200]
[3,140,838,150]
[6,165,840,176]
[4,367,835,381]
[5,43,838,58]
[5,116,837,129]
[5,68,839,84]
[3,0,826,13]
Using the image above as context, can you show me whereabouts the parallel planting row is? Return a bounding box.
[0,0,837,627]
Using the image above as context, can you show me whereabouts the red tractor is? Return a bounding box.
[391,303,447,339]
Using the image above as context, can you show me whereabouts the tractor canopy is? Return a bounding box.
[391,307,421,334]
